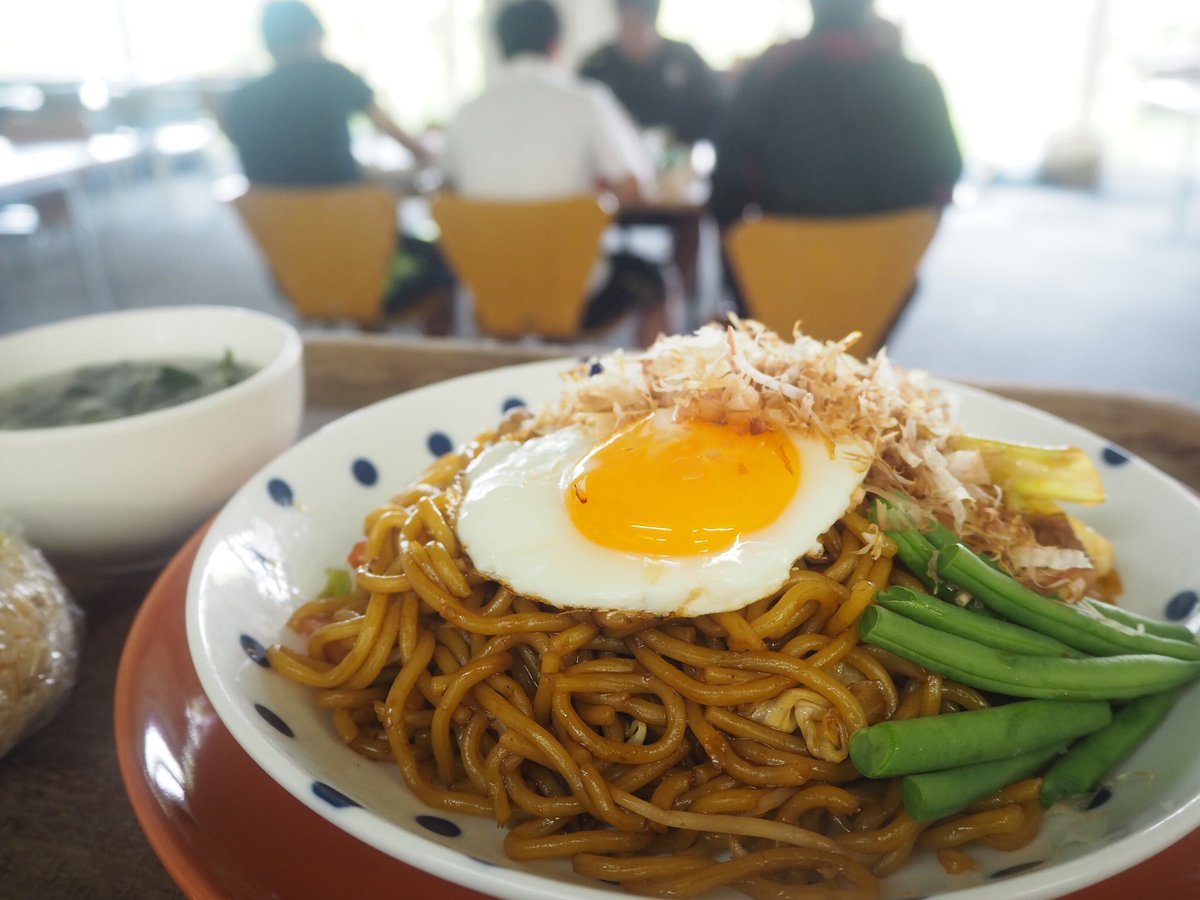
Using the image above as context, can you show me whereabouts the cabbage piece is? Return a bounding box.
[949,435,1105,506]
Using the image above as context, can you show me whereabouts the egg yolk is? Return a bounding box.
[566,414,801,555]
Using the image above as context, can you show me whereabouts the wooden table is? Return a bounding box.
[2,334,1198,899]
[617,177,712,302]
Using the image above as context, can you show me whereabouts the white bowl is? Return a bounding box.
[0,306,303,573]
[186,360,1200,900]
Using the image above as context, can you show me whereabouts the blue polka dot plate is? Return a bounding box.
[185,360,1200,900]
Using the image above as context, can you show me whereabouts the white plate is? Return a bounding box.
[186,359,1200,900]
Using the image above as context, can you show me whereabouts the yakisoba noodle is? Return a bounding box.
[270,323,1096,897]
[273,458,1042,896]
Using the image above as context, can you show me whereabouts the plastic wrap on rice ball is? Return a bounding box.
[0,522,83,759]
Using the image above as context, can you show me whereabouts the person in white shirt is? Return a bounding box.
[444,0,677,343]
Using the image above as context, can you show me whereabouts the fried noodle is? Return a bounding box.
[269,435,1047,898]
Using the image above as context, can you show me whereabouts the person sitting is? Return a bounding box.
[710,0,962,226]
[222,0,429,185]
[222,1,450,321]
[709,0,962,318]
[443,0,677,344]
[579,0,723,146]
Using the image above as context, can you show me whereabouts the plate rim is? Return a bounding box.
[114,524,499,900]
[186,358,624,900]
[114,523,232,900]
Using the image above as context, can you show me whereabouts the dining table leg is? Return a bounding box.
[63,172,115,311]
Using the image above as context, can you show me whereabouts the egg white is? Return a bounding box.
[455,422,871,616]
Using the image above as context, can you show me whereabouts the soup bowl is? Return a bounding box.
[0,305,303,573]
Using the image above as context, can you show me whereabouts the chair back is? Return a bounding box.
[234,183,397,326]
[430,193,613,340]
[725,207,940,356]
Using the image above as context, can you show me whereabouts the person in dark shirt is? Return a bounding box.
[223,0,429,186]
[222,2,448,322]
[579,0,723,145]
[710,0,962,227]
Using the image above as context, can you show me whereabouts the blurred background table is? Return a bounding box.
[0,333,1197,899]
[616,146,715,302]
[0,133,144,310]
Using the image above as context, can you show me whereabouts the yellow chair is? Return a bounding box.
[430,193,614,341]
[724,207,940,357]
[233,183,398,327]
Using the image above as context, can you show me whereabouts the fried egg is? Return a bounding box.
[456,409,871,616]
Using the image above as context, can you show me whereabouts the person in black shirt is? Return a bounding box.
[579,0,723,145]
[710,0,962,227]
[222,2,449,322]
[223,0,429,186]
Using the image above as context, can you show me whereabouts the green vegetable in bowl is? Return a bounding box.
[858,605,1200,701]
[0,350,258,430]
[935,543,1200,661]
[855,516,1200,819]
[850,698,1110,779]
[319,568,354,599]
[902,741,1069,822]
[876,585,1082,658]
[1039,687,1180,808]
[1080,597,1196,644]
[947,434,1106,507]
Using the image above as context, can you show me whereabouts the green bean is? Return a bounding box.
[1081,598,1196,643]
[910,515,965,551]
[876,585,1082,658]
[936,543,1200,661]
[873,501,973,604]
[902,740,1068,822]
[874,494,968,554]
[1039,687,1180,808]
[890,515,1197,652]
[850,698,1110,778]
[858,605,1200,700]
[891,508,1176,642]
[888,527,945,592]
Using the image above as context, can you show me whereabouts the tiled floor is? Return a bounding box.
[2,162,1198,408]
[890,178,1200,403]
